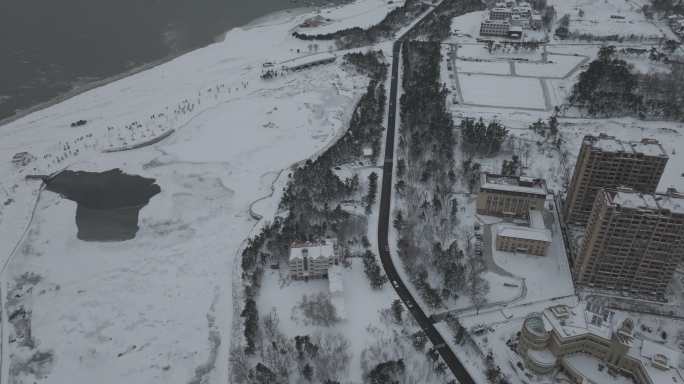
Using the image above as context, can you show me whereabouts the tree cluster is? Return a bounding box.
[460,118,509,156]
[554,14,570,38]
[363,250,388,289]
[394,41,459,309]
[569,46,640,116]
[569,46,684,120]
[366,359,406,384]
[296,292,340,326]
[407,0,485,41]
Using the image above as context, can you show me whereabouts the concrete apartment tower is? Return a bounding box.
[574,187,684,299]
[564,134,668,225]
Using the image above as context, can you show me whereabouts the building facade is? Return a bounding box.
[288,239,337,280]
[564,134,668,225]
[477,173,547,217]
[574,187,684,299]
[496,224,551,255]
[480,19,511,36]
[490,7,512,20]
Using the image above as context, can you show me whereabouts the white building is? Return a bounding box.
[288,239,337,280]
[328,265,347,320]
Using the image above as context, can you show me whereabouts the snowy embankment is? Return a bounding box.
[0,4,373,383]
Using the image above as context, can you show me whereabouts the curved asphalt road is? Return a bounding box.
[378,38,476,384]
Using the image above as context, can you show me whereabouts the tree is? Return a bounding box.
[393,210,404,231]
[555,14,570,38]
[391,299,404,323]
[367,359,406,384]
[241,298,259,354]
[366,172,379,214]
[363,250,388,289]
[296,293,339,326]
[301,363,314,381]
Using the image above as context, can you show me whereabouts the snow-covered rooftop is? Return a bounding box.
[328,266,346,320]
[607,188,684,215]
[480,173,547,196]
[563,353,634,384]
[497,224,551,242]
[542,303,684,384]
[289,239,336,260]
[586,134,668,158]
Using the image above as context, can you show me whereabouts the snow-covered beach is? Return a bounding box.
[0,1,394,382]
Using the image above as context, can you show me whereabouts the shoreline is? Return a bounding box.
[0,5,317,130]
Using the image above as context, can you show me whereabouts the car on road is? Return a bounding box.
[392,280,399,288]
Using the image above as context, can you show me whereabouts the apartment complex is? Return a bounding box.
[519,304,683,384]
[288,239,337,280]
[564,134,668,225]
[574,187,684,299]
[477,173,547,217]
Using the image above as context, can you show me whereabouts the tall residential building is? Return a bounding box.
[574,187,684,299]
[565,134,668,225]
[477,173,547,217]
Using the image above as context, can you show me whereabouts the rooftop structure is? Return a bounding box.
[565,134,668,225]
[477,173,547,218]
[481,173,547,196]
[574,187,684,299]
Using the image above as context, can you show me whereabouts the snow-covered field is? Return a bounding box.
[455,59,510,75]
[514,54,587,78]
[458,74,546,109]
[0,3,377,383]
[548,0,671,39]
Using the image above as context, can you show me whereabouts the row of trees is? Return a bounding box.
[292,0,429,48]
[395,41,457,308]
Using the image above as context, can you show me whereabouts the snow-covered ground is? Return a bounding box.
[514,54,587,78]
[455,59,511,75]
[0,3,382,383]
[458,74,546,109]
[297,0,402,35]
[548,0,672,39]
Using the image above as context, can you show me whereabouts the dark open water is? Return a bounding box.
[0,0,343,121]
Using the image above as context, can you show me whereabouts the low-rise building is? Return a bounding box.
[288,239,337,280]
[495,209,551,255]
[496,225,551,255]
[519,304,684,384]
[480,19,511,36]
[490,7,512,20]
[477,173,547,217]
